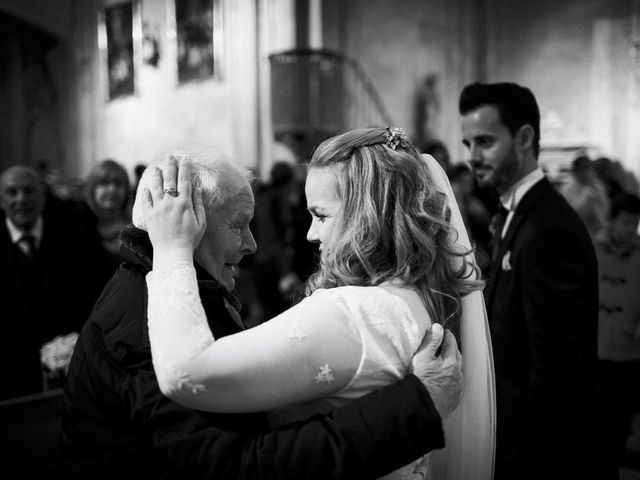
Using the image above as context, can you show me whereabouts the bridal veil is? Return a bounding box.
[422,154,496,480]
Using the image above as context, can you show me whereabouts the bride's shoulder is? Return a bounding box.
[310,285,423,327]
[310,283,413,302]
[309,284,393,304]
[305,286,396,320]
[305,285,427,360]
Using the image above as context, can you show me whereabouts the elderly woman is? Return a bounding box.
[141,129,495,479]
[60,144,464,480]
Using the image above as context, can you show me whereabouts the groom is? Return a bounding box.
[460,82,612,479]
[60,148,463,479]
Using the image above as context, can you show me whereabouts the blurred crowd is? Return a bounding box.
[0,158,140,400]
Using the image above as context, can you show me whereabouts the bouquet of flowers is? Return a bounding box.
[40,332,79,390]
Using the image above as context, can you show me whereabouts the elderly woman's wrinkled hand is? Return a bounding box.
[410,324,463,419]
[141,157,207,269]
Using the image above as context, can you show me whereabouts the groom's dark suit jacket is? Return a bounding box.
[60,226,444,479]
[486,178,607,479]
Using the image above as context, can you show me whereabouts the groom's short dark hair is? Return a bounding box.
[459,82,541,157]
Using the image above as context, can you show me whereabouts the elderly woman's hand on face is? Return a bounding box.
[142,157,207,270]
[410,323,463,419]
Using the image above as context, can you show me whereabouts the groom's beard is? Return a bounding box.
[474,143,520,192]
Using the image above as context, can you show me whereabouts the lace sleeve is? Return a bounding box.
[146,267,364,413]
[146,262,214,398]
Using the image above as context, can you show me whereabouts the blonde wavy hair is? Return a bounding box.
[304,127,483,334]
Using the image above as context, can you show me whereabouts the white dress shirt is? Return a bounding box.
[498,167,545,238]
[5,216,43,255]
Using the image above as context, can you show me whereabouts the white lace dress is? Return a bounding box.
[147,263,433,480]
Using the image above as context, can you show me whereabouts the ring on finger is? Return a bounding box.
[163,187,178,197]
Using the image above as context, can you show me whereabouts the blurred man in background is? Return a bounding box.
[0,165,104,400]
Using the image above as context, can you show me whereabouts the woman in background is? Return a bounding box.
[84,159,132,272]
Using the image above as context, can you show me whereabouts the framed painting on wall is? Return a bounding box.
[174,0,224,83]
[98,0,141,100]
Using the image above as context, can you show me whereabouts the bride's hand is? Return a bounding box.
[141,157,207,269]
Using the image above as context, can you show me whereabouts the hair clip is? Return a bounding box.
[385,127,408,151]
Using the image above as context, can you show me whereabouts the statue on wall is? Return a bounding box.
[142,22,160,67]
[412,73,441,148]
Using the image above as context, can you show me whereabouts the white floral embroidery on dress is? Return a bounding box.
[314,364,334,384]
[169,367,208,395]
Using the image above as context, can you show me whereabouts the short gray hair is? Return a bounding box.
[132,145,253,230]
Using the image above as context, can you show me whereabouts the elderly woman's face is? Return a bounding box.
[194,182,257,291]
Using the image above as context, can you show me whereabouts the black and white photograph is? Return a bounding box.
[0,1,639,480]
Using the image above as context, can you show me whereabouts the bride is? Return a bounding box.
[139,128,495,479]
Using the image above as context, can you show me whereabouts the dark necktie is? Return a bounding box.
[490,206,508,264]
[18,234,36,260]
